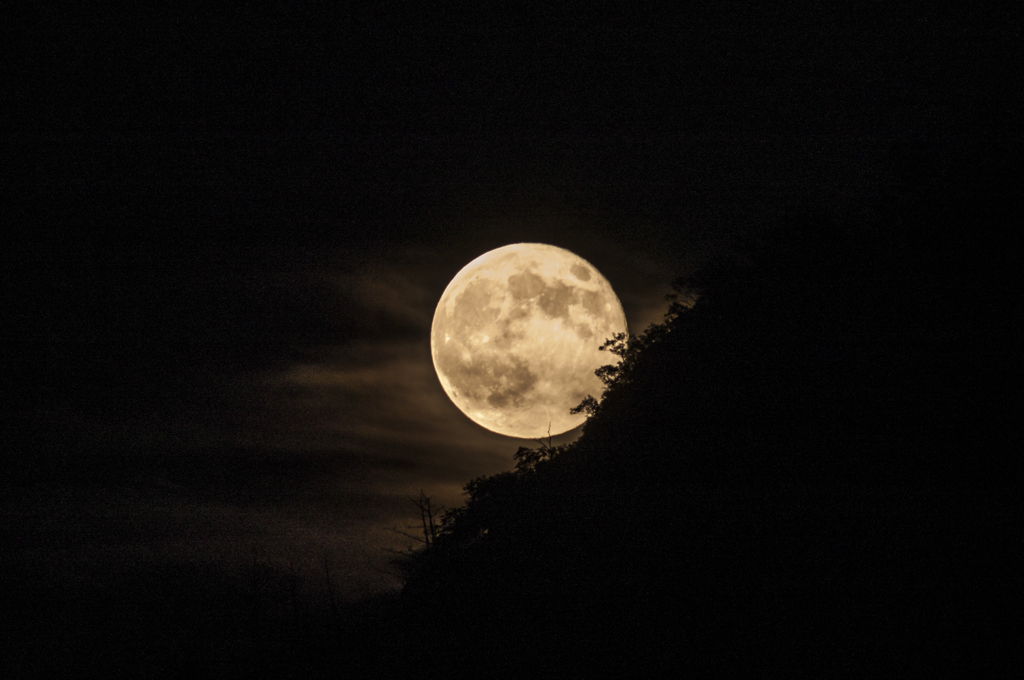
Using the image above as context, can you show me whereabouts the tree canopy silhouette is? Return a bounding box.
[376,149,1017,676]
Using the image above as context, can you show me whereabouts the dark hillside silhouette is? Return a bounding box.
[3,152,1015,678]
[372,151,1018,675]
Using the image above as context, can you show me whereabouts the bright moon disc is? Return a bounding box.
[431,243,627,438]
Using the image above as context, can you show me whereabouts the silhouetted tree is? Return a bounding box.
[389,148,1018,675]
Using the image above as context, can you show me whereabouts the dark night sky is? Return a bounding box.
[3,5,1017,599]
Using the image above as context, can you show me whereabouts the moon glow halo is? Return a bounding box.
[431,243,627,439]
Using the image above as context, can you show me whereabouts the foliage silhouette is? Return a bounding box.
[379,149,1017,676]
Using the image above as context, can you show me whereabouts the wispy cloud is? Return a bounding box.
[10,238,679,602]
[263,338,519,478]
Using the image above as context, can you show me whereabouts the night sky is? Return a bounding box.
[4,4,1016,605]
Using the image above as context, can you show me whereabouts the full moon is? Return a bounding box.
[431,243,628,438]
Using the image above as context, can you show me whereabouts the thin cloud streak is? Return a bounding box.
[264,338,518,471]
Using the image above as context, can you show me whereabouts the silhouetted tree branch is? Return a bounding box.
[513,425,567,474]
[385,491,441,548]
